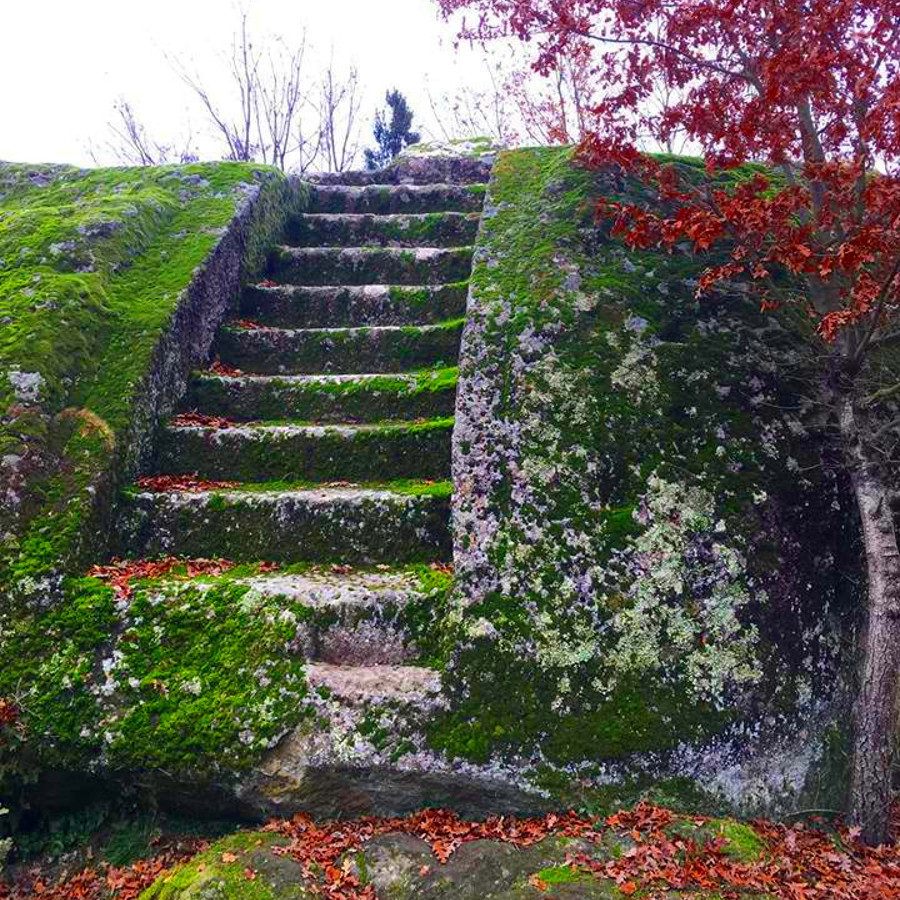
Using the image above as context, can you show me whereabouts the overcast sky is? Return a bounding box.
[1,0,503,167]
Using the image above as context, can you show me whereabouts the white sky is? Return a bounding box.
[1,0,506,167]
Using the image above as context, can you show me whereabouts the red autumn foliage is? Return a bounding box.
[438,0,900,343]
[7,804,900,899]
[136,474,241,492]
[87,557,236,599]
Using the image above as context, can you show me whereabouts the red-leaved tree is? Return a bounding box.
[438,0,900,843]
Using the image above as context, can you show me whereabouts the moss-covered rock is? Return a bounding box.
[0,161,302,604]
[140,832,312,899]
[441,146,857,814]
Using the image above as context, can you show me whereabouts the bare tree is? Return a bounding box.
[91,99,197,167]
[425,56,519,145]
[319,61,364,173]
[173,12,317,170]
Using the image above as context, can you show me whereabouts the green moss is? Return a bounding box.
[140,832,311,899]
[714,820,767,863]
[0,574,309,777]
[439,144,853,782]
[1,161,299,602]
[535,864,583,885]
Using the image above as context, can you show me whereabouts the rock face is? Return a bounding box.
[440,147,857,815]
[2,146,552,822]
[1,145,860,828]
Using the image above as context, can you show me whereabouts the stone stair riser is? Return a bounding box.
[242,283,468,328]
[117,491,452,563]
[284,212,480,248]
[267,247,474,287]
[310,158,491,186]
[216,323,463,375]
[308,184,485,214]
[157,422,453,482]
[185,372,458,423]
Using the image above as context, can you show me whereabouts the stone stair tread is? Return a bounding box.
[306,662,441,703]
[166,419,454,435]
[132,482,450,500]
[294,211,480,220]
[307,183,485,214]
[193,369,456,385]
[240,568,424,605]
[240,282,469,328]
[276,244,473,253]
[267,246,474,287]
[222,320,463,336]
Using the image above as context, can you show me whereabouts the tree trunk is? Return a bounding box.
[843,398,900,844]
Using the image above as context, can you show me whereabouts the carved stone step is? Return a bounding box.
[307,183,485,214]
[158,419,453,482]
[267,246,474,286]
[116,484,452,564]
[185,369,458,423]
[285,212,480,249]
[241,282,468,328]
[216,320,463,375]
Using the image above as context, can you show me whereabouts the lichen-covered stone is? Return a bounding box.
[116,485,453,564]
[241,282,469,328]
[215,321,463,375]
[157,419,453,483]
[185,369,458,423]
[285,212,480,248]
[439,146,856,816]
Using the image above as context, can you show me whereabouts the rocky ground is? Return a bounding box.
[4,803,900,899]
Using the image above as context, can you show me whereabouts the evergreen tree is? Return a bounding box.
[364,90,421,170]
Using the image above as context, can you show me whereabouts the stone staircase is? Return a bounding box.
[113,158,499,814]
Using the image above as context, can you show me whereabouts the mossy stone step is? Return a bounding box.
[306,662,442,704]
[308,183,486,214]
[157,419,453,482]
[150,568,438,666]
[116,484,452,563]
[216,321,463,375]
[310,156,492,186]
[186,369,458,423]
[242,282,468,328]
[284,212,480,248]
[267,246,474,287]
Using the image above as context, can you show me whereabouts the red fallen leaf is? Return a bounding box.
[87,556,236,599]
[620,881,638,896]
[419,865,431,877]
[258,279,278,288]
[0,698,19,728]
[233,318,276,331]
[244,868,257,880]
[208,358,244,377]
[137,474,241,493]
[170,411,242,429]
